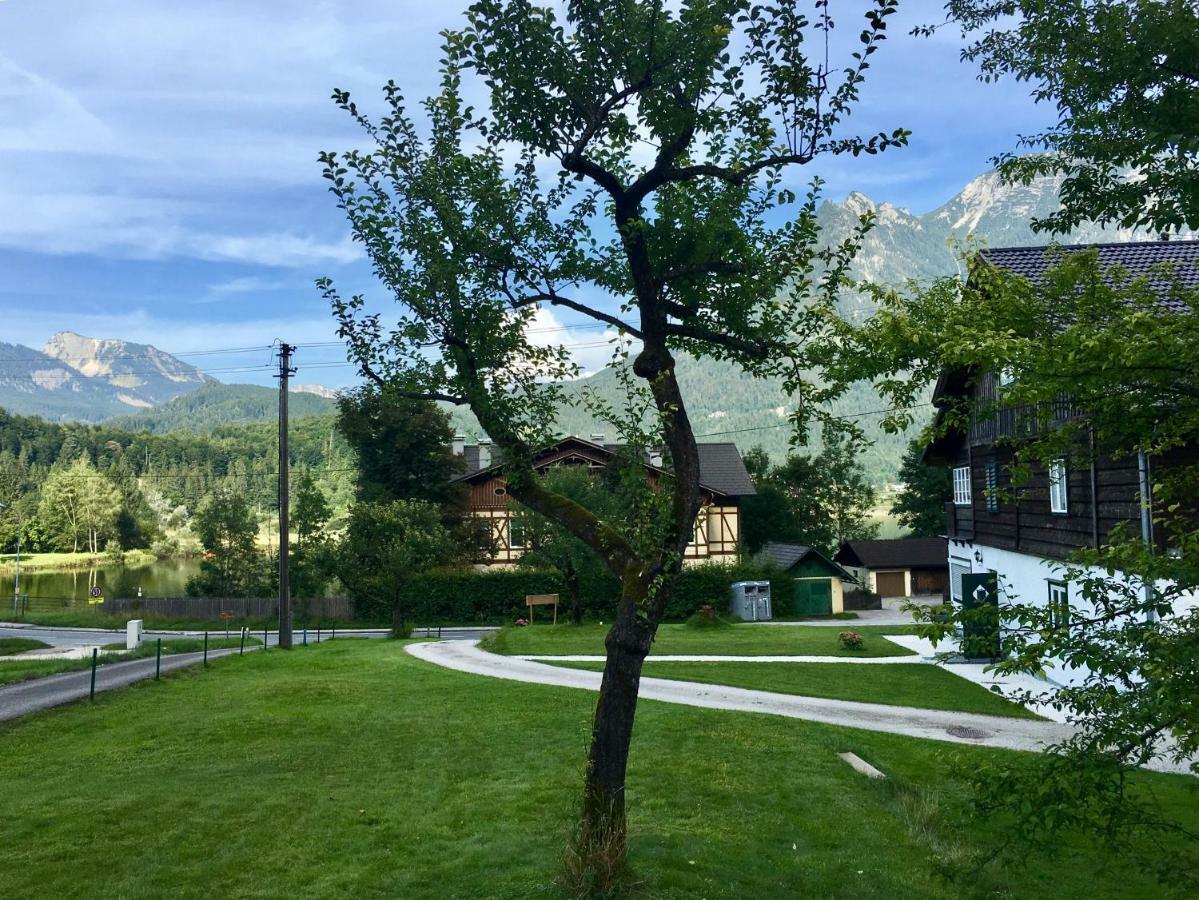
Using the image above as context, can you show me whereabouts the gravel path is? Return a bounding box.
[406,640,1076,754]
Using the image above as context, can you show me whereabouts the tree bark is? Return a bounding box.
[391,591,407,638]
[564,558,583,625]
[574,586,655,880]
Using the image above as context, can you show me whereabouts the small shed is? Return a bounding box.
[755,542,852,617]
[834,537,949,598]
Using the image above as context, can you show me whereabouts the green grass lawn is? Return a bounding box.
[483,622,920,657]
[547,660,1040,719]
[0,637,52,654]
[0,640,1193,898]
[0,637,260,686]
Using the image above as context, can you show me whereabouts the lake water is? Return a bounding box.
[0,557,203,605]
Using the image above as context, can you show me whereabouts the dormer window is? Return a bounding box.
[952,466,972,506]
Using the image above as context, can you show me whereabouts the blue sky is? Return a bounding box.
[0,0,1053,388]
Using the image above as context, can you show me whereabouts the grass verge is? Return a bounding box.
[0,638,52,654]
[0,640,1193,898]
[482,623,920,657]
[547,660,1041,719]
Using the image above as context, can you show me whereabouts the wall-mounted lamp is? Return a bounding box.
[973,550,984,564]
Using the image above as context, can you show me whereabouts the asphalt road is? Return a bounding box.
[0,623,497,723]
[0,623,496,648]
[0,646,247,723]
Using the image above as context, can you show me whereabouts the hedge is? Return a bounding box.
[388,562,792,625]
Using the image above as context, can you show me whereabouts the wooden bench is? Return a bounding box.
[525,593,560,625]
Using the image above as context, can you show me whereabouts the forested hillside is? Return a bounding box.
[105,383,336,434]
[0,407,355,554]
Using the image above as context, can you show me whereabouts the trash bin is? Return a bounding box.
[730,581,772,621]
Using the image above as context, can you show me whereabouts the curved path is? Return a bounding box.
[406,640,1076,754]
[515,653,929,664]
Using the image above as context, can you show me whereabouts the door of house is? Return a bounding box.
[874,570,907,597]
[959,571,999,659]
[794,578,832,617]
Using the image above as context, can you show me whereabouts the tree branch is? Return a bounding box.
[664,322,774,359]
[358,360,466,405]
[509,290,644,338]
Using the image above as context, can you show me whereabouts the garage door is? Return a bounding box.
[794,578,832,616]
[874,571,907,597]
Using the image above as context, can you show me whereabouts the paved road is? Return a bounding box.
[0,622,496,648]
[0,646,248,723]
[0,624,497,722]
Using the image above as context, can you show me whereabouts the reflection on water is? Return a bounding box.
[0,557,203,605]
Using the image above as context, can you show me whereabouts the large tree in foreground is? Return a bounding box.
[319,0,904,884]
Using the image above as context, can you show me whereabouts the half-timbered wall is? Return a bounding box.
[470,489,742,566]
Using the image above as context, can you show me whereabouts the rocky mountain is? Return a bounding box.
[0,332,211,422]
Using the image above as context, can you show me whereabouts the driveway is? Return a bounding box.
[406,639,1080,756]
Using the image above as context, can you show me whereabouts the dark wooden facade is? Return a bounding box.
[937,371,1146,563]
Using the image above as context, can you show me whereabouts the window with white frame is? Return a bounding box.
[1048,581,1070,632]
[952,466,972,506]
[508,514,528,549]
[1048,459,1068,513]
[997,367,1015,387]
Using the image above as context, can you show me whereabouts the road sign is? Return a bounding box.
[90,586,102,598]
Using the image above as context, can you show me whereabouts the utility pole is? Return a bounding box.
[277,343,296,649]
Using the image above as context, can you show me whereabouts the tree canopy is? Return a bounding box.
[931,0,1199,234]
[319,0,904,884]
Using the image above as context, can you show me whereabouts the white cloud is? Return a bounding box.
[523,305,640,378]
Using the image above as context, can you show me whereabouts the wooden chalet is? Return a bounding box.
[451,436,756,566]
[924,240,1199,677]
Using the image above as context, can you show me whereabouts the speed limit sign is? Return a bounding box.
[90,586,102,598]
[89,585,105,605]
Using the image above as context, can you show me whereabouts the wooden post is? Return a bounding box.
[525,594,560,626]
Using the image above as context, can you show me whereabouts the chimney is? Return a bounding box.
[451,434,465,457]
[589,433,605,444]
[477,439,492,469]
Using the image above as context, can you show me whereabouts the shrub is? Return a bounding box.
[383,561,789,625]
[838,630,865,650]
[684,605,734,628]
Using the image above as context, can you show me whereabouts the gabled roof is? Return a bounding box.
[835,537,947,570]
[454,436,756,497]
[923,239,1199,465]
[755,542,851,578]
[979,240,1198,312]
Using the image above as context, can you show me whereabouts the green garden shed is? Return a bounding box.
[756,542,852,617]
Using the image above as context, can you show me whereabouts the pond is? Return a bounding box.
[0,557,203,606]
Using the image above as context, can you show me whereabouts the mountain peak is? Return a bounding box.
[843,190,877,215]
[40,332,210,408]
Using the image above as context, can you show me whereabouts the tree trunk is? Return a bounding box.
[569,584,656,890]
[391,589,407,638]
[565,559,583,625]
